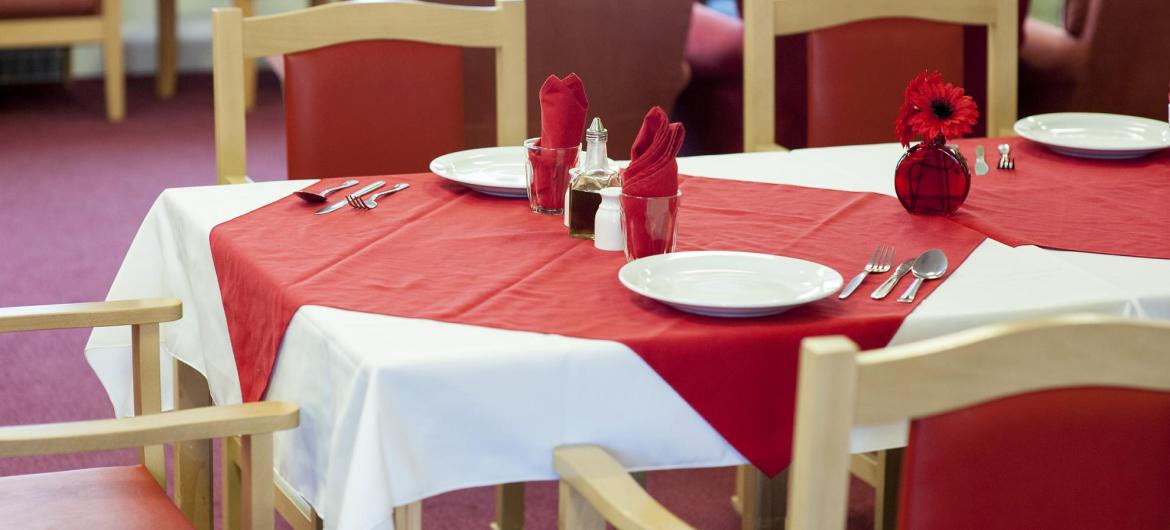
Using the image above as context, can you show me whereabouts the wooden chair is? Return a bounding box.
[0,0,124,121]
[0,298,299,530]
[211,0,526,185]
[155,0,328,102]
[741,0,1019,151]
[788,314,1170,529]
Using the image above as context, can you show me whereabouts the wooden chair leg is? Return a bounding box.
[731,465,746,515]
[174,359,214,530]
[102,0,125,121]
[740,467,788,530]
[61,47,73,87]
[557,481,605,530]
[156,0,178,99]
[491,483,525,530]
[394,502,423,530]
[223,435,244,530]
[873,449,903,530]
[240,433,276,530]
[275,477,324,530]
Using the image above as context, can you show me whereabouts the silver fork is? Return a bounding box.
[997,143,1015,170]
[838,245,894,300]
[347,183,410,210]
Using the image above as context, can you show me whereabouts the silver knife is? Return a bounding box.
[314,181,385,215]
[871,258,915,300]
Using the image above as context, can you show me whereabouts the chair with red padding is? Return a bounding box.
[787,314,1170,530]
[211,0,527,185]
[0,0,124,121]
[676,0,1029,153]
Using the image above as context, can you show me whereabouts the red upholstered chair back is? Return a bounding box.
[283,40,465,180]
[899,387,1170,530]
[787,316,1170,530]
[0,0,99,17]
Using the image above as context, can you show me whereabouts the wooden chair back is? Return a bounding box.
[0,0,124,121]
[212,0,526,185]
[788,315,1170,529]
[742,0,1018,151]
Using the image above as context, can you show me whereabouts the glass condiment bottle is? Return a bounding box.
[568,117,619,239]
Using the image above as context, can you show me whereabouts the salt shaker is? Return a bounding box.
[594,187,624,251]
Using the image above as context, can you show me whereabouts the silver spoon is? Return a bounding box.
[896,249,948,303]
[294,179,359,203]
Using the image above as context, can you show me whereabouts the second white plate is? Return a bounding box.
[1014,112,1170,159]
[618,251,843,318]
[429,146,528,197]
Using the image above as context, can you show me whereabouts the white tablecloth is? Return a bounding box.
[86,143,1170,530]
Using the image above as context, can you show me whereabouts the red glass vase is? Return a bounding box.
[894,134,971,215]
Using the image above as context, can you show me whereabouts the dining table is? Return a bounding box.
[85,139,1170,530]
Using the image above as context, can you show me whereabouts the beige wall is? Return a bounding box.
[72,0,305,78]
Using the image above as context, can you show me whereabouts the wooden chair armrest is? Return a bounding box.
[0,402,298,458]
[0,298,181,333]
[554,444,695,530]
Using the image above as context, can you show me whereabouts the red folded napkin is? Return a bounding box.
[538,74,589,148]
[623,107,686,197]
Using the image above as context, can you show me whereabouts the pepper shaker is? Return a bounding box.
[594,187,624,252]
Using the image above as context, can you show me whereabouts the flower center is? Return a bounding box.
[931,99,954,120]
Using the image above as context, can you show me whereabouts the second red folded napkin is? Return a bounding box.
[538,74,589,148]
[623,107,686,197]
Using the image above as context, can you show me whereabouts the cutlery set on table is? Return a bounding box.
[292,179,411,214]
[838,246,948,303]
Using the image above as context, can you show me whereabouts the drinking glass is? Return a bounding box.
[620,191,681,261]
[524,137,579,214]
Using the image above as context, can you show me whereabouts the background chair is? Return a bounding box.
[1019,0,1170,120]
[155,0,329,103]
[0,0,124,121]
[212,0,526,184]
[676,0,1028,154]
[788,315,1170,529]
[0,298,299,530]
[742,0,1018,152]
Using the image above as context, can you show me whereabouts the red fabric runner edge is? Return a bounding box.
[210,173,988,475]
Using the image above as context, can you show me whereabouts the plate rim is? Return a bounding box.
[429,146,527,191]
[1013,112,1170,152]
[617,250,844,311]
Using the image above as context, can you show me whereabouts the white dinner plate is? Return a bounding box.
[1014,112,1170,159]
[430,146,528,197]
[618,251,843,318]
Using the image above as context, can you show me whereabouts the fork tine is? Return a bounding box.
[866,245,881,267]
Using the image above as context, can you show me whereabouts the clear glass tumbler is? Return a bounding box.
[620,190,681,261]
[524,137,579,215]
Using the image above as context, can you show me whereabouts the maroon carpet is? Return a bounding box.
[0,75,874,529]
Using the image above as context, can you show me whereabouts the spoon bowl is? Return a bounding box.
[896,249,948,303]
[294,179,359,203]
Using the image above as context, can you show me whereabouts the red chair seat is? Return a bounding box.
[0,465,194,530]
[0,0,100,18]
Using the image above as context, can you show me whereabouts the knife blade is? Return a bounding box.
[314,181,385,215]
[871,258,915,300]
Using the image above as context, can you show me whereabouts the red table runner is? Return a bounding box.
[210,174,986,475]
[952,138,1170,259]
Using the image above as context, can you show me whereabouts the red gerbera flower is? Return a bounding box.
[894,71,979,147]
